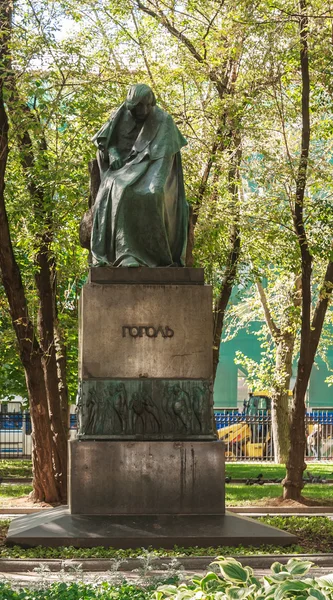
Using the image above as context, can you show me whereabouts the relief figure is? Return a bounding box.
[112,383,129,435]
[130,390,161,434]
[165,383,191,432]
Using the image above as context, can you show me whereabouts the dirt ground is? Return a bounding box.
[256,496,333,507]
[0,495,57,509]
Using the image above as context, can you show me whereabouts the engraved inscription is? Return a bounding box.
[122,325,174,338]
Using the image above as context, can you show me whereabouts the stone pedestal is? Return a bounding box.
[6,268,297,548]
[69,441,225,515]
[76,268,215,441]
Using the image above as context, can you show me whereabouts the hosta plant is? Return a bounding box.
[155,556,333,600]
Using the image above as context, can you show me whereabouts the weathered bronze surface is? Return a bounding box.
[76,379,215,440]
[88,83,188,267]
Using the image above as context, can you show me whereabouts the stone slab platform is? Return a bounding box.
[6,507,297,548]
[69,441,224,515]
[89,267,204,285]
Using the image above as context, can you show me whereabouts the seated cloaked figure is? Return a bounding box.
[91,83,189,267]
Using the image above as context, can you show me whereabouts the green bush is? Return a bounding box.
[155,556,333,600]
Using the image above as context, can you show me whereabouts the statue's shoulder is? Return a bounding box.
[151,105,167,123]
[153,105,176,125]
[155,107,187,150]
[148,107,187,158]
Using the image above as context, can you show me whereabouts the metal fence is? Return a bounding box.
[0,411,333,461]
[215,410,333,461]
[0,414,77,459]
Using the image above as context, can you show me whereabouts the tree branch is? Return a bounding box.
[134,0,227,97]
[135,0,204,63]
[186,121,227,266]
[256,279,281,340]
[212,136,242,379]
[310,260,333,351]
[293,0,311,262]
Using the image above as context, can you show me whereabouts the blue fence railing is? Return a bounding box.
[0,410,332,460]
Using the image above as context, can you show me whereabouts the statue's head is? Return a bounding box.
[125,83,156,123]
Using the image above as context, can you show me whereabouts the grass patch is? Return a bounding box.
[0,483,32,498]
[0,459,32,479]
[225,463,333,480]
[225,483,333,505]
[259,516,333,553]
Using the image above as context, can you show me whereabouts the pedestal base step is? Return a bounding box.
[6,507,297,548]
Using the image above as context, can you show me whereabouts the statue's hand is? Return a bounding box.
[110,157,124,171]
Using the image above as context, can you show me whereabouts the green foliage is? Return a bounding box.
[0,541,303,560]
[0,581,152,600]
[1,557,333,599]
[0,288,27,401]
[1,558,333,599]
[155,557,333,600]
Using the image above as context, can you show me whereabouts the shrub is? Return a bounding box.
[155,556,333,599]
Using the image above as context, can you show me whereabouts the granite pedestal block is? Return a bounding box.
[77,271,215,440]
[89,266,205,285]
[69,440,225,515]
[79,281,213,380]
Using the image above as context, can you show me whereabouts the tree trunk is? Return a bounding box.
[185,205,195,267]
[271,334,294,463]
[283,379,307,500]
[24,358,60,503]
[283,0,311,500]
[255,280,296,463]
[35,242,68,502]
[54,325,70,434]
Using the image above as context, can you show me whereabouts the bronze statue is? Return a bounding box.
[88,83,188,267]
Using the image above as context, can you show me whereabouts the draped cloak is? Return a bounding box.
[91,104,189,267]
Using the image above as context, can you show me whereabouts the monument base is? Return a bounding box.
[69,440,225,515]
[6,507,297,548]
